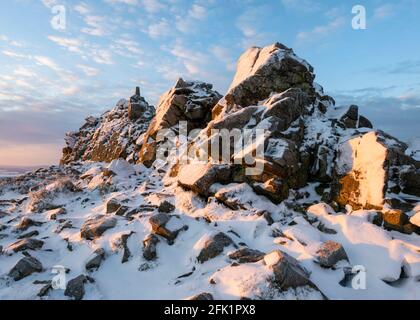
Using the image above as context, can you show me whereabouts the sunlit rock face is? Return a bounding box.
[60,88,155,165]
[331,131,412,210]
[138,79,222,167]
[332,132,388,209]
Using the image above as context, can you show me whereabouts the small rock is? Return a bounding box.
[80,215,117,240]
[85,248,106,271]
[264,250,313,290]
[8,256,43,281]
[15,217,43,232]
[149,213,186,241]
[47,207,67,220]
[315,241,349,268]
[228,248,265,263]
[383,209,409,232]
[64,275,88,300]
[158,200,175,213]
[197,232,234,263]
[105,198,121,214]
[189,293,214,300]
[143,234,160,261]
[17,230,40,239]
[7,238,44,253]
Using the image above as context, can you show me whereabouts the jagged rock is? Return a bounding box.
[8,256,43,281]
[149,213,186,242]
[189,293,214,300]
[17,230,40,239]
[158,200,175,213]
[315,241,349,268]
[128,87,149,120]
[358,115,373,129]
[264,250,313,290]
[197,232,234,263]
[6,238,44,253]
[399,165,420,196]
[112,232,134,263]
[61,88,155,164]
[339,105,359,129]
[178,164,232,197]
[15,217,43,232]
[80,215,117,240]
[212,43,315,120]
[228,248,265,263]
[105,198,128,216]
[64,275,91,300]
[382,209,409,232]
[138,79,221,167]
[85,248,106,271]
[143,234,160,261]
[47,207,67,220]
[252,178,289,204]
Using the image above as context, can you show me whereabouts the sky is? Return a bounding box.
[0,0,419,166]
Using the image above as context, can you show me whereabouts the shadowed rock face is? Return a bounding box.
[60,87,155,165]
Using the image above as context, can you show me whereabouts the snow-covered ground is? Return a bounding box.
[0,160,418,300]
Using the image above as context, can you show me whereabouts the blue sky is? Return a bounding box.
[0,0,419,165]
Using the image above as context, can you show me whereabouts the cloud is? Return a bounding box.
[281,0,321,12]
[34,56,61,72]
[1,50,29,59]
[47,36,83,54]
[81,15,109,36]
[14,66,36,78]
[296,16,345,46]
[141,0,165,13]
[77,64,100,76]
[374,4,395,19]
[332,87,420,141]
[148,19,172,38]
[105,0,139,5]
[210,45,236,71]
[74,2,91,15]
[189,4,207,20]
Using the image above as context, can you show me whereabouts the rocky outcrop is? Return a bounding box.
[138,79,221,167]
[61,87,155,164]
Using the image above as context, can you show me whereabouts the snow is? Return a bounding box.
[410,211,420,227]
[336,132,387,208]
